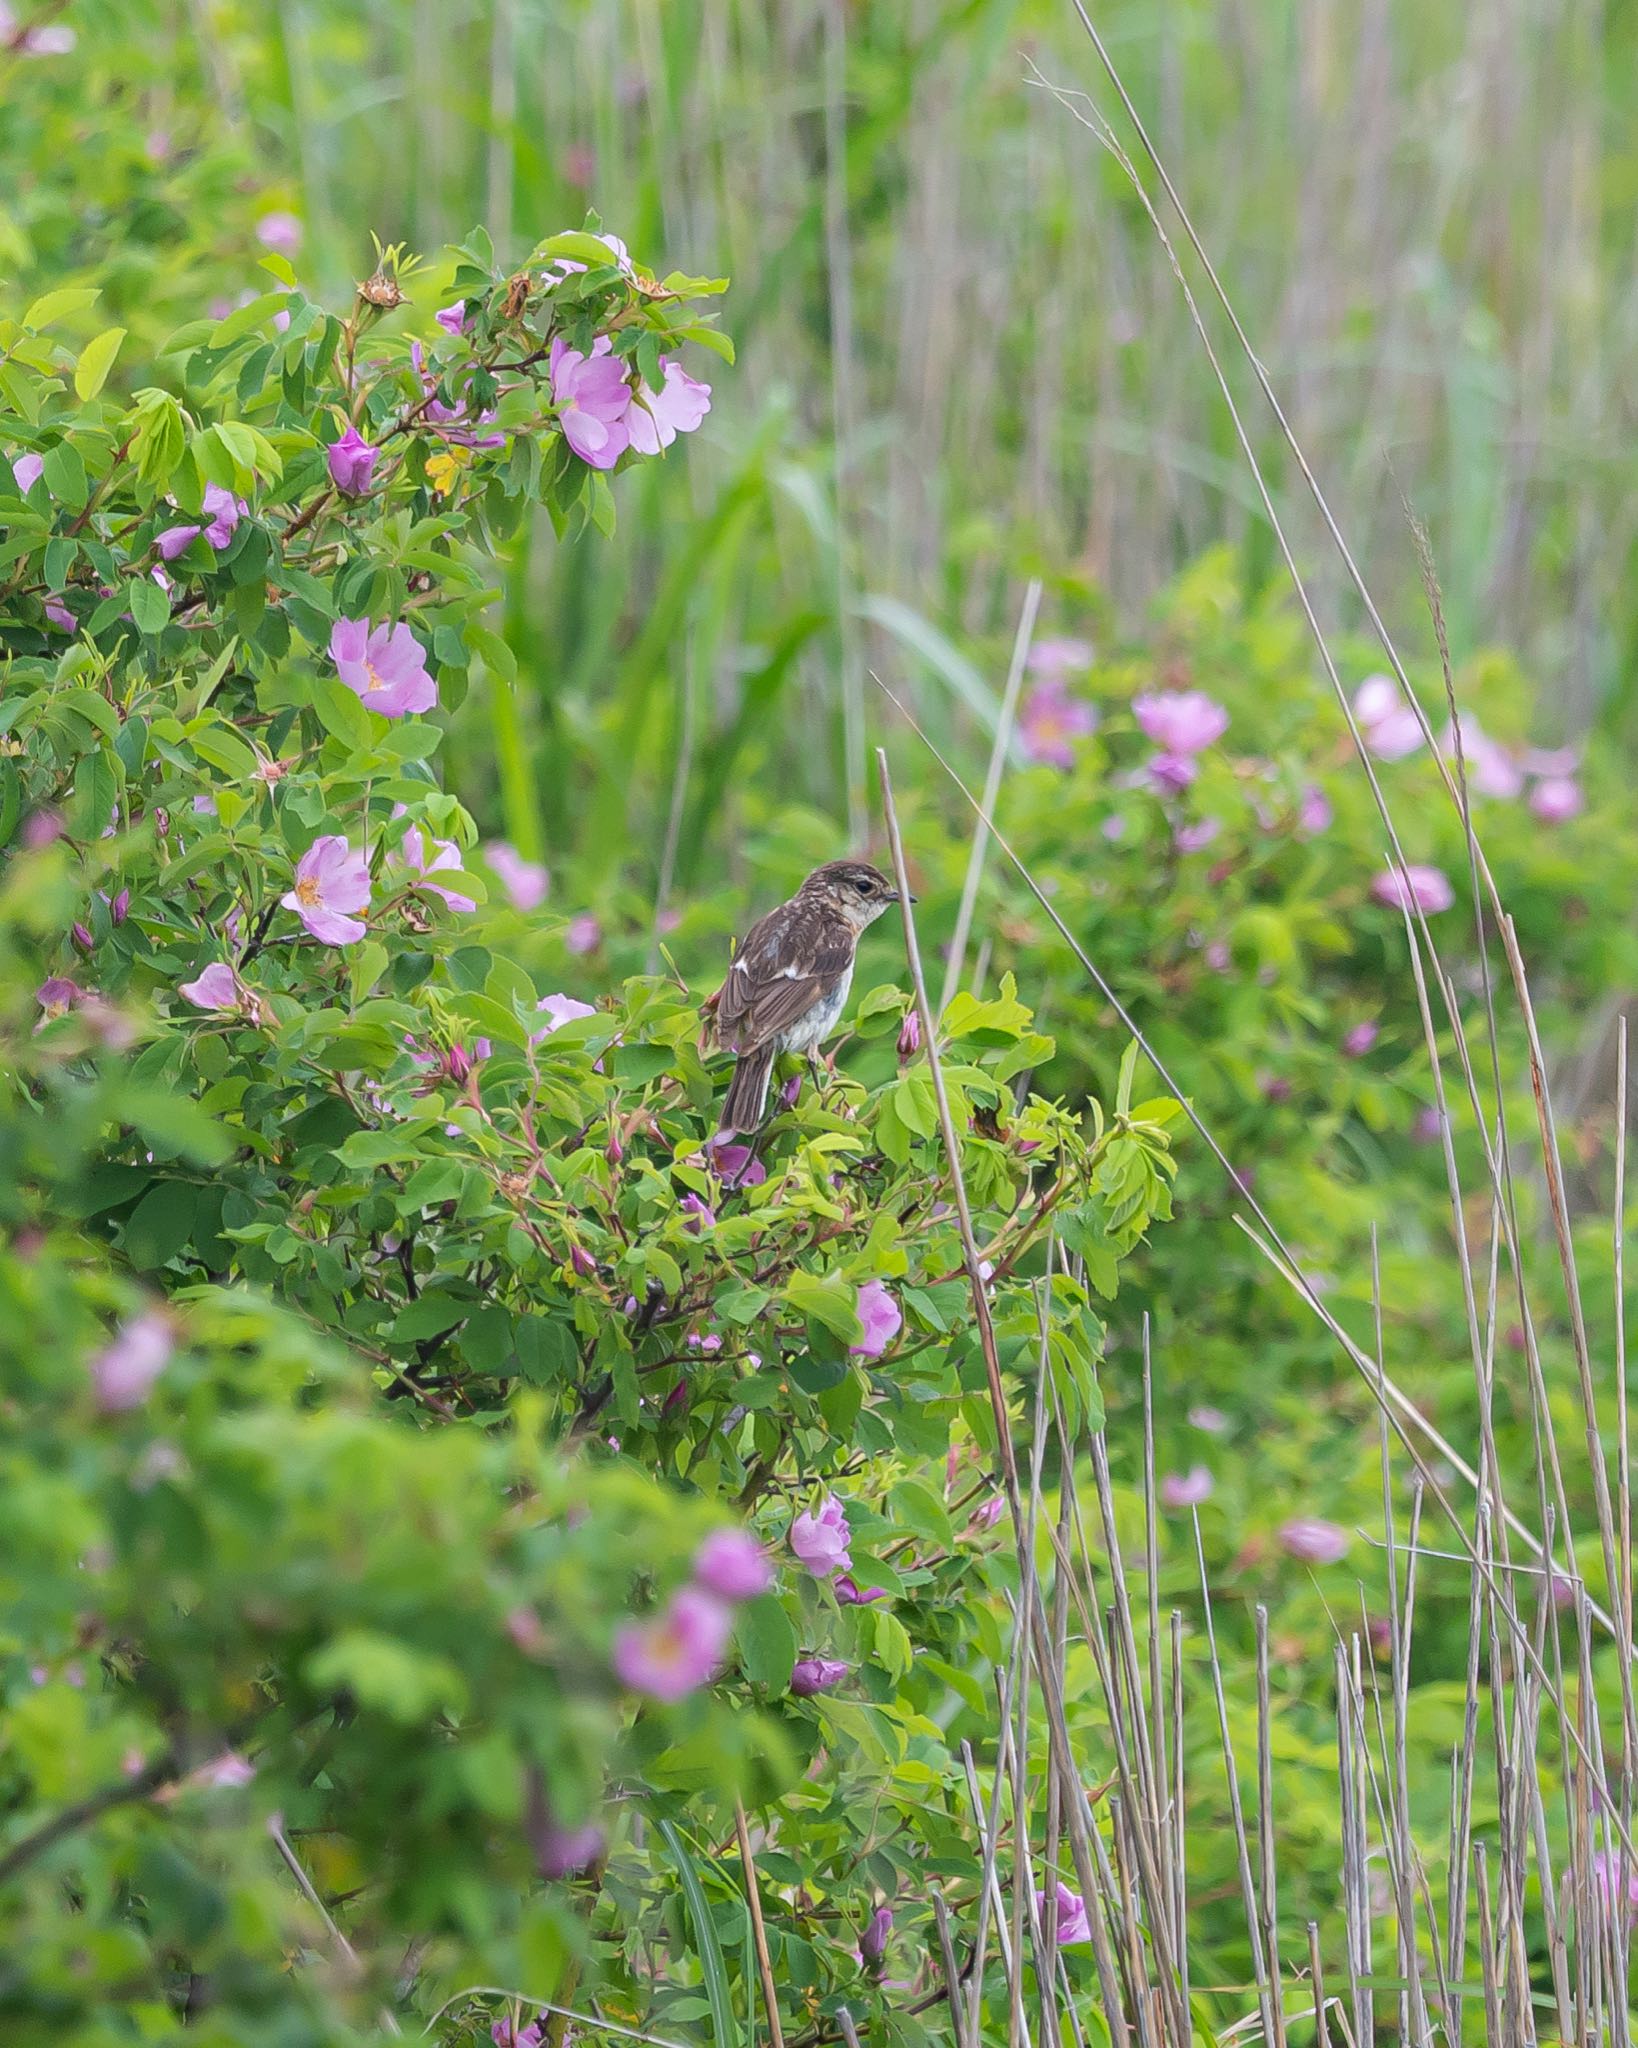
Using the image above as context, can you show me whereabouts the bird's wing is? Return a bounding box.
[713,898,855,1052]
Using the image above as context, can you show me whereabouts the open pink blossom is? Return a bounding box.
[326,424,379,497]
[1370,864,1454,915]
[281,835,371,945]
[707,1140,766,1190]
[612,1585,731,1700]
[1342,1019,1379,1057]
[486,842,549,911]
[435,299,469,337]
[1279,1517,1351,1565]
[256,210,303,255]
[694,1528,774,1601]
[1027,637,1094,676]
[179,962,240,1012]
[12,451,43,492]
[90,1311,174,1413]
[1134,690,1228,756]
[565,913,601,955]
[36,976,80,1016]
[550,335,633,470]
[493,2024,545,2048]
[1445,716,1523,799]
[627,359,712,455]
[1020,683,1099,768]
[1353,675,1424,760]
[791,1494,852,1578]
[330,617,437,718]
[1530,777,1584,824]
[1036,1881,1091,1947]
[533,993,597,1040]
[1159,1466,1214,1509]
[790,1656,848,1697]
[850,1279,902,1358]
[391,821,476,912]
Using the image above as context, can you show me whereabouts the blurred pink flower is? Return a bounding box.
[1445,716,1523,799]
[1134,690,1227,755]
[179,962,240,1012]
[282,835,371,945]
[1189,1405,1229,1434]
[493,2021,545,2048]
[1370,864,1454,915]
[612,1586,731,1700]
[1523,744,1580,778]
[1203,940,1231,972]
[1027,637,1094,677]
[1160,1466,1214,1509]
[256,210,303,256]
[791,1495,852,1578]
[486,842,549,911]
[1530,777,1584,824]
[550,335,633,469]
[391,820,476,912]
[331,617,437,718]
[694,1528,774,1601]
[12,451,43,492]
[850,1279,901,1358]
[534,993,596,1039]
[196,1751,255,1788]
[1036,1881,1091,1947]
[1591,1852,1638,1923]
[1342,1019,1379,1057]
[36,976,80,1017]
[628,360,712,455]
[1353,675,1424,760]
[90,1311,174,1413]
[535,1822,604,1879]
[1412,1105,1443,1144]
[1298,785,1332,835]
[565,913,602,955]
[1175,817,1220,854]
[326,424,379,497]
[1279,1517,1351,1565]
[1147,752,1198,794]
[1020,683,1099,768]
[790,1656,849,1697]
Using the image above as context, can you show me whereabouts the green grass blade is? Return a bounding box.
[658,1817,742,2048]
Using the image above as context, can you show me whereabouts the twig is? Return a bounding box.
[734,1797,786,2048]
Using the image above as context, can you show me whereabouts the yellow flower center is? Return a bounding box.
[295,877,322,907]
[363,661,387,693]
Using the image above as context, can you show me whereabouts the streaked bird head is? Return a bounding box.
[799,859,901,930]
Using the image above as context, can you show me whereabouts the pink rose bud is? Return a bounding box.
[897,1010,921,1058]
[111,889,130,925]
[860,1905,893,1966]
[693,1528,775,1601]
[570,1245,597,1279]
[789,1656,849,1697]
[71,921,93,952]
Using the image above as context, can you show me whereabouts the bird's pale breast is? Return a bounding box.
[777,962,852,1053]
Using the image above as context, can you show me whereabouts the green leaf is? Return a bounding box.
[73,327,126,402]
[782,1269,863,1344]
[734,1595,798,1691]
[23,285,100,332]
[658,1822,742,2048]
[129,574,170,636]
[41,441,88,511]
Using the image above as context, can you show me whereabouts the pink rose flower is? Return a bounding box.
[326,424,379,497]
[565,913,602,955]
[1020,682,1099,768]
[627,359,712,455]
[1036,1881,1091,1946]
[1530,777,1584,823]
[1444,715,1522,798]
[36,976,81,1017]
[533,993,597,1040]
[694,1528,775,1601]
[90,1311,174,1413]
[435,300,469,337]
[612,1585,731,1700]
[1370,864,1454,915]
[256,209,303,255]
[390,819,476,913]
[550,335,633,470]
[789,1656,849,1697]
[1279,1517,1351,1565]
[1175,817,1220,854]
[1027,637,1093,676]
[1298,785,1332,834]
[790,1495,852,1578]
[850,1279,901,1359]
[1133,690,1228,755]
[1146,752,1198,794]
[281,835,371,945]
[330,617,438,719]
[1159,1466,1213,1509]
[178,962,241,1012]
[486,842,549,911]
[1342,1019,1379,1057]
[1352,674,1424,760]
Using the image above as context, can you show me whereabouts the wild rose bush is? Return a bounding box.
[0,231,1183,2041]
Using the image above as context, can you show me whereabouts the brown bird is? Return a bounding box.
[711,859,902,1139]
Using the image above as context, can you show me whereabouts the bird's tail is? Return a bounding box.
[717,1042,777,1141]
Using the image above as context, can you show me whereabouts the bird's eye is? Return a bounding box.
[853,877,872,895]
